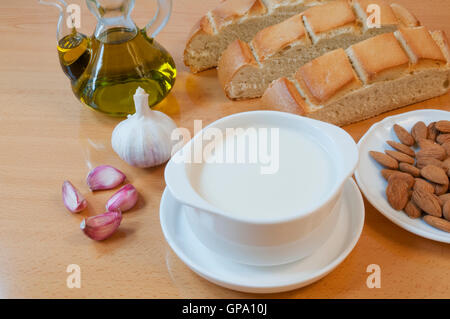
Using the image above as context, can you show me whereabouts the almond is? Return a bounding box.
[435,120,450,133]
[411,121,428,143]
[405,200,421,219]
[441,141,450,157]
[393,124,415,146]
[399,163,420,177]
[443,158,450,174]
[432,182,449,196]
[436,134,450,144]
[385,150,415,165]
[427,122,438,141]
[420,165,449,185]
[416,144,447,161]
[388,172,414,188]
[416,157,446,170]
[435,193,444,207]
[381,169,399,180]
[386,179,409,210]
[414,178,435,194]
[412,189,442,217]
[370,151,398,169]
[443,201,450,221]
[423,215,450,233]
[439,193,450,204]
[386,140,415,157]
[417,138,437,149]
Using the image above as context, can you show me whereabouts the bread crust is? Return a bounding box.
[251,14,309,61]
[261,77,308,115]
[183,16,216,72]
[264,0,328,11]
[302,0,356,35]
[432,30,450,65]
[295,48,362,104]
[348,33,409,83]
[390,3,420,27]
[396,27,447,65]
[218,39,258,95]
[211,0,267,31]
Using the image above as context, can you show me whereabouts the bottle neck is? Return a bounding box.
[94,15,137,43]
[87,0,137,43]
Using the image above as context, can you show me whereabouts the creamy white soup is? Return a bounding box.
[189,126,334,220]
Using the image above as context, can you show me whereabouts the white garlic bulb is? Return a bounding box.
[111,87,178,168]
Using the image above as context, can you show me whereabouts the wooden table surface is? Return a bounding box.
[0,0,449,299]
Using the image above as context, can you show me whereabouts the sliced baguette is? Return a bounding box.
[218,0,420,100]
[261,28,450,126]
[184,0,332,73]
[390,3,420,28]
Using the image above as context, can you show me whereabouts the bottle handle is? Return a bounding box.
[145,0,172,38]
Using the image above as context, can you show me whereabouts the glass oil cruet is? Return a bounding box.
[40,0,176,116]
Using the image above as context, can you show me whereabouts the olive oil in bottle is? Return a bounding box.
[52,0,176,116]
[73,28,176,116]
[57,28,176,116]
[57,29,90,83]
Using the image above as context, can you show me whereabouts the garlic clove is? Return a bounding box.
[62,181,87,213]
[80,210,122,241]
[86,165,126,191]
[105,184,138,212]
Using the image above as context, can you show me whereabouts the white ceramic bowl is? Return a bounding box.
[165,111,359,266]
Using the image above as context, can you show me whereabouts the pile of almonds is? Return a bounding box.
[370,120,450,233]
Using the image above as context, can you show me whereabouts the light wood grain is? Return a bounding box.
[0,0,449,298]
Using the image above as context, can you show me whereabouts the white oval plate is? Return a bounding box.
[160,178,364,294]
[355,109,450,243]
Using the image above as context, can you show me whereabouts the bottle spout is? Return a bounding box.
[39,0,90,82]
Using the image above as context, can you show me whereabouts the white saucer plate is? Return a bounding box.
[160,178,365,294]
[355,109,450,244]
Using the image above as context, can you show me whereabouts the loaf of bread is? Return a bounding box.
[260,27,450,126]
[217,0,420,100]
[184,0,333,73]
